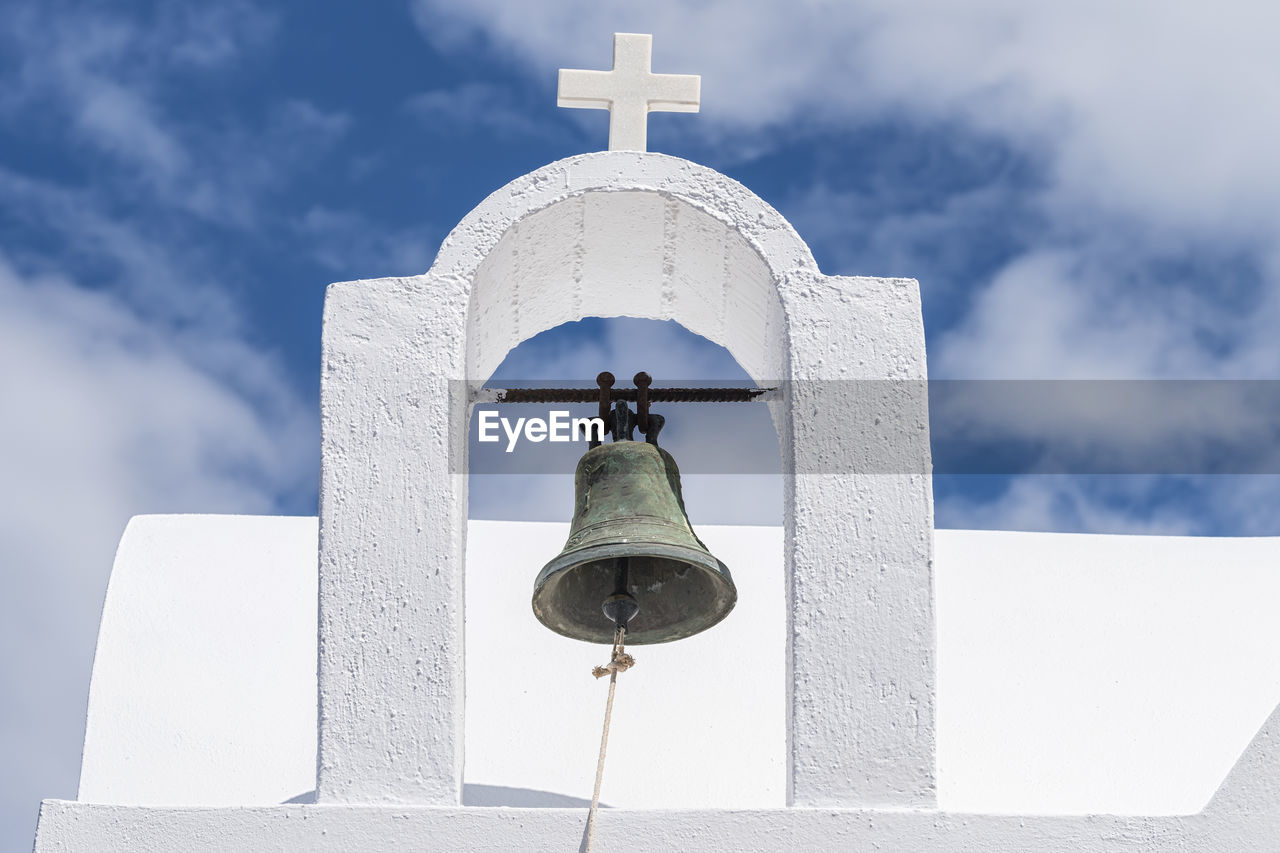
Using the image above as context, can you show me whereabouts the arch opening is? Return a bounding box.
[463,316,785,808]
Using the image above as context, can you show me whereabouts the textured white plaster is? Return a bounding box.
[935,530,1280,815]
[318,276,469,805]
[664,200,728,345]
[779,273,933,806]
[30,771,1280,853]
[580,191,667,318]
[721,235,774,364]
[77,515,318,807]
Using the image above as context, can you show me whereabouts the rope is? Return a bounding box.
[583,627,634,853]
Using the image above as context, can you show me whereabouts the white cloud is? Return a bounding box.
[936,477,1197,535]
[780,175,1035,300]
[5,5,240,181]
[1,3,346,228]
[929,242,1280,380]
[74,80,189,182]
[0,167,244,330]
[937,474,1280,537]
[412,0,1280,237]
[933,250,1213,378]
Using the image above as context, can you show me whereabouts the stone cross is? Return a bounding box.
[558,33,700,152]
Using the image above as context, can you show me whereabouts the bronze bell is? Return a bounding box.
[532,437,737,645]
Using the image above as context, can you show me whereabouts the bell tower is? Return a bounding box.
[315,145,936,808]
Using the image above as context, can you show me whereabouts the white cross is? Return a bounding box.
[558,33,700,152]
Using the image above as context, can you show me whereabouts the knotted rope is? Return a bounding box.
[583,627,634,853]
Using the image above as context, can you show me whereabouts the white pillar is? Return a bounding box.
[316,274,469,804]
[779,272,935,807]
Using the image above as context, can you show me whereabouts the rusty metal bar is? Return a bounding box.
[484,385,773,404]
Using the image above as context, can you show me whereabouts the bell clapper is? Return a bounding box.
[596,556,639,677]
[602,556,640,629]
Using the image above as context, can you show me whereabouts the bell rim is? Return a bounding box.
[531,540,737,645]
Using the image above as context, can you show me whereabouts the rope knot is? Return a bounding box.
[591,627,635,679]
[591,651,635,679]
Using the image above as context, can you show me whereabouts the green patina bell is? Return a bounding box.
[532,440,737,644]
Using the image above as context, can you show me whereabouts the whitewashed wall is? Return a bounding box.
[73,515,1280,817]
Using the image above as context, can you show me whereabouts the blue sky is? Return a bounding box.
[4,0,1280,847]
